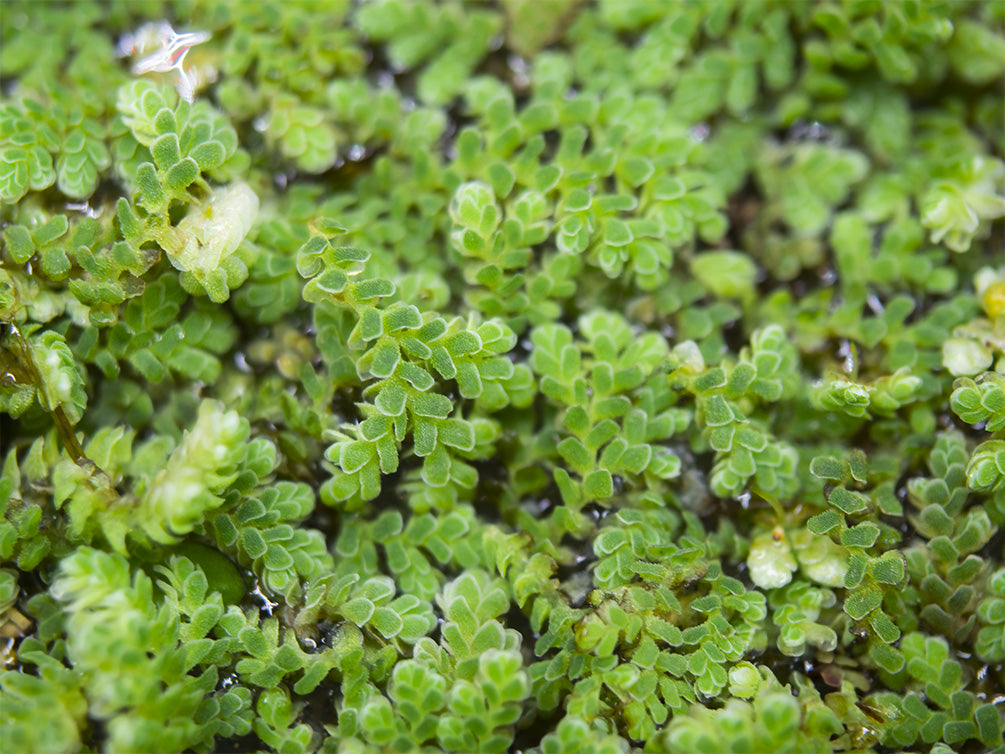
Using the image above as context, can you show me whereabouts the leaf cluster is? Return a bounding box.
[2,1,1004,752]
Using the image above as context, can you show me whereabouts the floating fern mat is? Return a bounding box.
[2,1,1005,752]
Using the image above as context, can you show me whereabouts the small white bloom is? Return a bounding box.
[728,662,762,699]
[943,337,992,377]
[974,266,1005,299]
[748,528,797,590]
[120,21,211,102]
[671,340,705,374]
[172,182,259,276]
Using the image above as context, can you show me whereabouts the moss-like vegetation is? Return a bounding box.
[1,1,1004,752]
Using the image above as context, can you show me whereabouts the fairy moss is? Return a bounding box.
[1,1,1004,752]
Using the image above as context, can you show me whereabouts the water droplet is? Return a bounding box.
[838,340,856,374]
[818,267,837,285]
[507,54,530,88]
[789,120,834,143]
[690,123,710,142]
[347,144,366,162]
[64,201,100,218]
[1,637,16,668]
[253,116,269,133]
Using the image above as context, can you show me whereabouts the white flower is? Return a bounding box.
[748,528,797,590]
[172,182,258,276]
[120,22,211,102]
[943,337,993,377]
[728,662,763,699]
